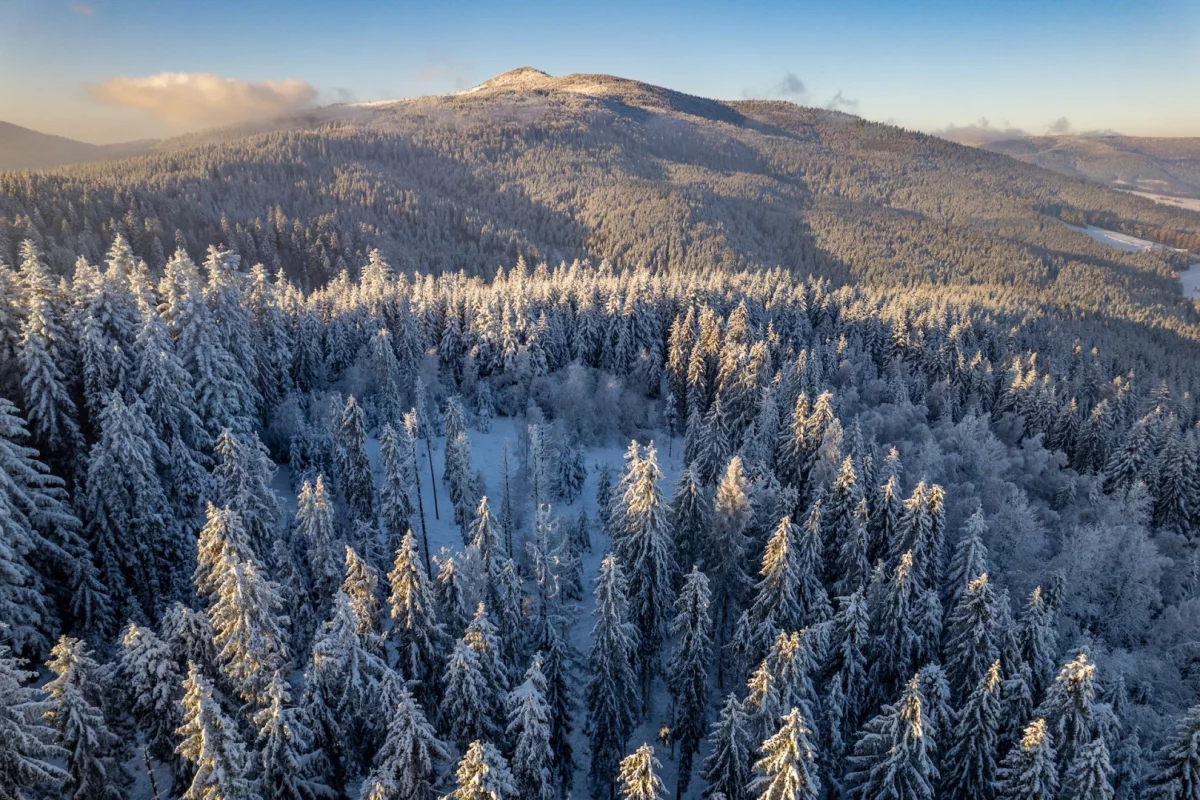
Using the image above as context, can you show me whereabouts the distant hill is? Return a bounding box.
[3,68,1200,343]
[0,120,154,172]
[981,134,1200,199]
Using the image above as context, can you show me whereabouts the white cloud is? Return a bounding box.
[88,72,317,125]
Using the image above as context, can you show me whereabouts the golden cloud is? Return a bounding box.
[88,72,317,125]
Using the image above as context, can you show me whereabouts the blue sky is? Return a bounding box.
[2,0,1197,143]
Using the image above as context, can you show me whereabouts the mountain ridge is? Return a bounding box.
[0,119,156,172]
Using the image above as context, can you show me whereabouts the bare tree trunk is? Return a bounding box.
[425,437,440,520]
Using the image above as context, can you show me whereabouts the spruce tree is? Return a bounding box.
[701,693,752,800]
[254,673,334,800]
[0,637,66,798]
[942,660,1002,800]
[506,654,556,800]
[118,622,183,763]
[1037,653,1099,778]
[825,589,870,761]
[336,395,376,525]
[843,675,937,800]
[668,465,708,580]
[558,439,588,504]
[441,637,496,750]
[996,719,1059,800]
[537,618,577,798]
[943,508,989,612]
[943,572,1001,703]
[749,707,821,800]
[1018,585,1059,699]
[175,663,256,800]
[212,427,282,564]
[387,530,448,703]
[667,566,714,796]
[362,683,448,800]
[380,424,420,564]
[613,442,675,704]
[795,500,831,625]
[1066,735,1115,800]
[43,636,125,800]
[296,476,342,613]
[448,741,516,800]
[433,550,473,640]
[870,551,922,698]
[1147,703,1200,800]
[749,516,804,658]
[587,555,640,797]
[618,744,665,800]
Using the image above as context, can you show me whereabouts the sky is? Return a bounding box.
[1,0,1197,144]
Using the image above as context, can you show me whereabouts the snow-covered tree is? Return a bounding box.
[701,693,752,800]
[943,508,988,612]
[443,606,507,748]
[361,683,448,800]
[843,674,937,800]
[826,589,870,761]
[749,707,820,800]
[0,637,66,798]
[618,744,665,800]
[667,566,714,795]
[943,572,1001,703]
[1018,585,1059,699]
[254,672,334,800]
[43,636,124,800]
[748,516,804,659]
[118,622,183,762]
[669,465,708,580]
[587,555,640,796]
[213,427,282,564]
[942,660,1002,800]
[506,654,556,800]
[336,395,376,524]
[996,719,1059,800]
[175,663,256,800]
[1065,735,1115,800]
[558,438,588,504]
[380,424,420,565]
[387,530,447,702]
[448,741,515,800]
[295,476,342,613]
[1037,652,1100,777]
[1147,703,1200,800]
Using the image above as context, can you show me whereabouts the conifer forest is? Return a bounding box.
[2,67,1200,800]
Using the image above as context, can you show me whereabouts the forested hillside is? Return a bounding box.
[2,227,1200,798]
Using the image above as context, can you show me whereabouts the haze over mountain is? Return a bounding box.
[980,134,1200,201]
[0,119,155,172]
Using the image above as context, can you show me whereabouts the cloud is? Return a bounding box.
[777,72,806,97]
[931,117,1032,145]
[825,91,860,113]
[1047,116,1072,135]
[415,53,473,91]
[68,1,94,17]
[88,72,317,125]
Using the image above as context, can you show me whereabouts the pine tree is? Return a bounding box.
[536,618,577,797]
[795,500,831,625]
[362,683,448,800]
[587,555,640,797]
[296,476,342,613]
[619,744,665,800]
[943,572,1001,703]
[254,673,334,800]
[870,551,922,698]
[448,741,516,800]
[118,622,183,763]
[444,605,508,748]
[844,675,937,800]
[996,719,1059,800]
[433,550,472,640]
[701,693,752,800]
[707,456,751,680]
[749,707,820,800]
[175,663,256,800]
[0,637,66,798]
[943,660,1002,800]
[43,636,124,800]
[507,654,556,800]
[387,530,448,703]
[336,395,376,524]
[613,442,675,704]
[1066,735,1115,800]
[558,439,588,504]
[343,545,383,641]
[667,566,714,796]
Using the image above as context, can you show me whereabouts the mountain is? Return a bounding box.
[2,68,1200,341]
[0,120,154,172]
[981,134,1200,200]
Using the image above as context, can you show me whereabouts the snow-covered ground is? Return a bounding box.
[269,417,704,797]
[1124,191,1200,214]
[1060,220,1181,254]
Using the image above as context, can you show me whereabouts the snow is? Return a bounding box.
[1181,262,1200,300]
[1123,191,1200,214]
[266,418,701,797]
[1059,221,1181,254]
